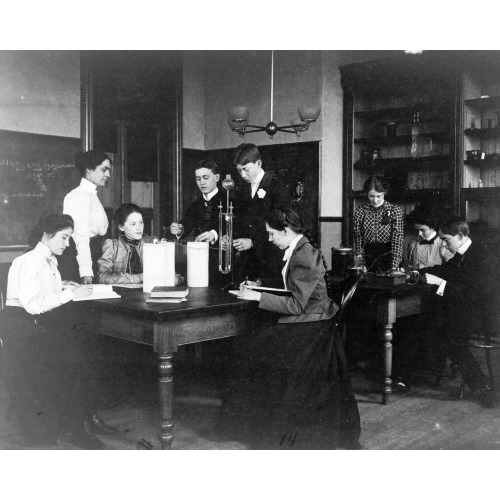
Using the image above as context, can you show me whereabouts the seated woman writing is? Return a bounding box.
[3,214,117,449]
[219,207,361,449]
[98,203,183,285]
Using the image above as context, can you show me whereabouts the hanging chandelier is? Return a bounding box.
[227,51,321,139]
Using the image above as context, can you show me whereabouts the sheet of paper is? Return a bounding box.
[73,284,121,301]
[244,285,291,295]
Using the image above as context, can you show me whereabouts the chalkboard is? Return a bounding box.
[0,130,81,248]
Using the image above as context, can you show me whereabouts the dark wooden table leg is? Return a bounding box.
[158,352,174,449]
[382,322,394,405]
[377,297,396,405]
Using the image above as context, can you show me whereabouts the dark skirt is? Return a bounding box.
[364,242,393,273]
[218,317,361,449]
[56,235,104,282]
[1,306,85,439]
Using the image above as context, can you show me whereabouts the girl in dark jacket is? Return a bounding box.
[220,207,361,449]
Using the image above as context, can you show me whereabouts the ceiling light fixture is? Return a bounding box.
[227,51,321,139]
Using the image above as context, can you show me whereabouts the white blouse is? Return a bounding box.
[6,242,74,315]
[281,234,303,289]
[63,178,109,277]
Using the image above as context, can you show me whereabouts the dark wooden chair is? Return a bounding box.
[459,330,500,399]
[326,272,363,341]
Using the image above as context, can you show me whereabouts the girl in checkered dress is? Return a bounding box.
[353,176,404,273]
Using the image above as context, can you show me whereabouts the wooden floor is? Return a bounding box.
[1,337,500,450]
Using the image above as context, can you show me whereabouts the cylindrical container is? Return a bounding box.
[143,242,176,293]
[187,241,209,287]
[386,122,397,137]
[331,247,353,277]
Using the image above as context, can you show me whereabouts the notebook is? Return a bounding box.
[73,284,121,301]
[150,286,189,298]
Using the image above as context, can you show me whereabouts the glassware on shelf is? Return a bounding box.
[386,122,397,137]
[408,173,413,190]
[416,174,422,189]
[372,148,382,161]
[442,171,450,189]
[411,111,420,158]
[495,111,500,128]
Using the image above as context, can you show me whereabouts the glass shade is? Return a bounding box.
[298,107,321,122]
[227,106,249,122]
[227,119,241,130]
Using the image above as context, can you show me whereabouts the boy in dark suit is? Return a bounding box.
[170,159,226,286]
[419,218,499,408]
[230,143,290,283]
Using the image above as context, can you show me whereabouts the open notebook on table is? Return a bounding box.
[72,284,121,301]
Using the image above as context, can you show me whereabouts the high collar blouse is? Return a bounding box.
[6,242,74,315]
[63,177,109,277]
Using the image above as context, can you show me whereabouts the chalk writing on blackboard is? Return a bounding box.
[0,130,81,248]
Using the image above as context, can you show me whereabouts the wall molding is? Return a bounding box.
[319,216,343,223]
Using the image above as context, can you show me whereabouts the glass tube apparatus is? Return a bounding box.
[218,174,235,274]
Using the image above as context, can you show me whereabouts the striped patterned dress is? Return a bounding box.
[405,235,452,269]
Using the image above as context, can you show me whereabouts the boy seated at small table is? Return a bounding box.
[418,218,499,408]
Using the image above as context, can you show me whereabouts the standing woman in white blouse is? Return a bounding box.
[59,150,111,283]
[3,214,112,449]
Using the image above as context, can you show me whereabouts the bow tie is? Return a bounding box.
[283,246,294,262]
[448,252,464,266]
[419,235,437,245]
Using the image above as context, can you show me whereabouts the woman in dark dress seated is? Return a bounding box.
[219,207,361,449]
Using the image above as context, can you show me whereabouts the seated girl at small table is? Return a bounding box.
[98,203,183,285]
[404,204,452,269]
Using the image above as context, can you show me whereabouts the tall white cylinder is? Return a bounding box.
[187,241,209,287]
[143,242,176,293]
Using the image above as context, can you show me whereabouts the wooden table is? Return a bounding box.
[72,286,257,449]
[346,282,437,404]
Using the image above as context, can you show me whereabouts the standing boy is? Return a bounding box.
[231,143,290,283]
[170,159,225,286]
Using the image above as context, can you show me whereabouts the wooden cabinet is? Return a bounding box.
[340,52,500,245]
[461,53,500,229]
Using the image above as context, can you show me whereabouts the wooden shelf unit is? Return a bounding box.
[340,53,459,245]
[462,54,500,228]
